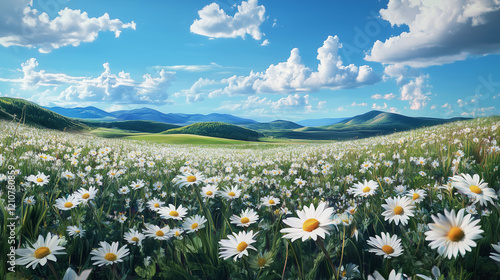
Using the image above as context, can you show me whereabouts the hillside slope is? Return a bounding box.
[162,122,262,141]
[0,97,87,131]
[244,120,303,130]
[82,120,180,133]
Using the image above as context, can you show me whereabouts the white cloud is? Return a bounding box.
[400,75,431,110]
[190,0,265,40]
[351,102,367,106]
[3,58,174,105]
[371,93,395,100]
[430,105,436,109]
[218,94,323,114]
[442,103,452,109]
[154,63,221,72]
[317,100,327,109]
[372,103,388,110]
[365,0,500,67]
[271,94,311,111]
[0,0,135,53]
[260,39,270,46]
[207,35,380,96]
[337,106,347,111]
[461,106,496,116]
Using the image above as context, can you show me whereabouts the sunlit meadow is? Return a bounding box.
[1,117,500,280]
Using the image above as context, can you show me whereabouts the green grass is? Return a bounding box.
[125,133,254,145]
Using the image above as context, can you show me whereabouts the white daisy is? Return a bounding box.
[16,233,66,269]
[230,208,259,227]
[347,180,378,197]
[381,196,415,226]
[490,242,500,263]
[201,184,218,199]
[219,230,258,261]
[407,189,426,203]
[158,204,188,220]
[146,198,165,212]
[90,241,129,266]
[280,202,335,242]
[182,215,207,233]
[74,186,98,204]
[368,269,403,280]
[176,171,206,187]
[367,232,404,259]
[26,172,50,186]
[66,225,85,238]
[24,195,36,205]
[143,224,172,241]
[54,195,81,211]
[124,229,145,246]
[221,186,241,200]
[451,173,498,206]
[425,208,483,259]
[260,195,280,207]
[171,228,184,239]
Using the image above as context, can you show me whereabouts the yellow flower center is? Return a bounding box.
[154,203,160,208]
[257,257,267,267]
[187,175,196,182]
[228,191,236,197]
[382,245,394,254]
[448,227,465,242]
[64,202,74,208]
[175,231,180,237]
[206,191,213,196]
[191,223,199,229]
[469,185,482,194]
[362,186,371,193]
[302,218,320,232]
[169,211,179,217]
[342,271,347,277]
[75,230,80,233]
[37,178,43,183]
[269,199,275,205]
[412,193,420,200]
[132,237,139,242]
[394,206,404,215]
[82,193,90,199]
[237,241,248,252]
[156,230,164,237]
[104,253,117,262]
[240,217,250,224]
[34,247,51,259]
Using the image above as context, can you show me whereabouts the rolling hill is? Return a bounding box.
[0,97,87,131]
[82,120,180,133]
[296,118,346,127]
[244,120,303,130]
[162,122,262,141]
[48,106,116,120]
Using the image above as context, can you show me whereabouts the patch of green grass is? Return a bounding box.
[125,133,253,145]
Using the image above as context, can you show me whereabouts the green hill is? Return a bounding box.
[82,120,180,133]
[162,122,262,141]
[244,120,303,130]
[0,97,87,131]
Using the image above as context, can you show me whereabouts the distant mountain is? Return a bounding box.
[325,110,470,130]
[82,120,180,133]
[244,120,303,130]
[48,106,116,120]
[162,122,262,141]
[297,118,346,127]
[0,97,87,131]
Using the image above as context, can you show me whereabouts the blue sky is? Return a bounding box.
[0,0,499,121]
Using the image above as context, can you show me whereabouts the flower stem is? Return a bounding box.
[316,237,338,280]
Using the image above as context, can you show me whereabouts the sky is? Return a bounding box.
[0,0,499,122]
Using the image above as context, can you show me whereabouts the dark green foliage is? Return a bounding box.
[82,120,180,133]
[162,122,262,141]
[0,97,87,131]
[244,120,303,131]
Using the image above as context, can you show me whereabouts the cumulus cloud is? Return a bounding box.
[190,0,265,40]
[400,75,431,110]
[207,35,380,97]
[153,63,222,72]
[3,58,174,105]
[351,102,368,106]
[260,39,270,46]
[371,93,396,100]
[219,94,324,114]
[365,0,500,67]
[0,0,135,53]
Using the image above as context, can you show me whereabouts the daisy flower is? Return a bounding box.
[90,241,129,266]
[130,179,145,190]
[219,230,258,261]
[158,204,188,220]
[54,195,81,211]
[407,189,426,203]
[143,224,172,241]
[74,186,98,204]
[118,186,130,195]
[183,215,207,233]
[124,229,145,246]
[367,232,404,259]
[201,184,218,199]
[146,198,165,212]
[26,172,50,186]
[250,251,274,270]
[16,233,66,269]
[425,208,483,259]
[171,228,184,239]
[368,269,403,280]
[280,202,335,242]
[347,180,378,197]
[490,242,500,263]
[24,195,36,205]
[260,195,280,207]
[176,171,206,187]
[66,225,85,238]
[381,196,415,226]
[221,186,241,200]
[230,208,259,227]
[61,170,75,180]
[451,173,498,206]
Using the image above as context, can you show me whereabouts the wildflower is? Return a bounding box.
[182,215,207,233]
[381,196,415,226]
[348,180,378,197]
[219,230,258,261]
[201,184,218,199]
[367,232,404,259]
[176,171,206,187]
[451,173,498,206]
[221,186,241,200]
[27,172,50,186]
[16,233,66,269]
[281,202,335,242]
[90,241,129,266]
[158,204,188,220]
[230,208,259,227]
[144,225,172,241]
[54,195,81,211]
[66,225,85,238]
[260,195,280,207]
[124,229,145,246]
